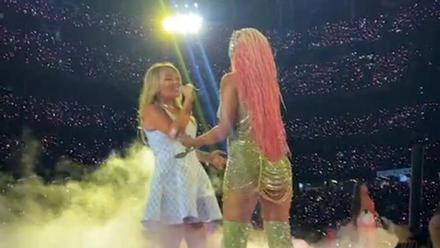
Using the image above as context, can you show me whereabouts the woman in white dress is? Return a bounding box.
[138,62,223,248]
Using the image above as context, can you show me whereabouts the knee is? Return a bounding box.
[262,211,290,222]
[223,210,252,222]
[222,193,257,222]
[261,199,291,221]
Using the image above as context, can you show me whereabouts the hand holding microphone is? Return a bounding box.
[180,84,197,102]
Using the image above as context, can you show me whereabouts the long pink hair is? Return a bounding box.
[230,28,290,162]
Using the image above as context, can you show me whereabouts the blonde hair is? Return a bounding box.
[230,28,290,162]
[138,62,182,143]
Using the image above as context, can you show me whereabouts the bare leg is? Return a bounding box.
[260,193,293,248]
[222,191,258,248]
[157,224,184,248]
[184,222,208,248]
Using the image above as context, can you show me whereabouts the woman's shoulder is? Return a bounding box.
[221,72,238,91]
[222,72,237,82]
[141,104,168,129]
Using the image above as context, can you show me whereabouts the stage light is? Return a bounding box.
[162,13,202,34]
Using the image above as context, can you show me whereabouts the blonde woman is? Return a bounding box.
[139,62,223,248]
[181,28,293,248]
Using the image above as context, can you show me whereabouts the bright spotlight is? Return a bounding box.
[162,13,202,34]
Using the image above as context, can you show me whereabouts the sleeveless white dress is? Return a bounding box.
[141,110,222,227]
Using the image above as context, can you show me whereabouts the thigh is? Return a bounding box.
[183,223,207,248]
[222,153,259,222]
[224,143,260,195]
[258,158,293,222]
[223,190,259,222]
[158,224,184,248]
[260,191,293,222]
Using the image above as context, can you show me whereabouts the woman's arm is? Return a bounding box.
[183,74,238,147]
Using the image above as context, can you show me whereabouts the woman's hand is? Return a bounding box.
[180,84,196,102]
[208,150,227,170]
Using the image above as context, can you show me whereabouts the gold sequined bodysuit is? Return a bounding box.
[223,106,293,203]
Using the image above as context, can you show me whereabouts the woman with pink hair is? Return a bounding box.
[181,28,293,248]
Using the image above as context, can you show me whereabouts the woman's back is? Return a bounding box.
[224,92,292,203]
